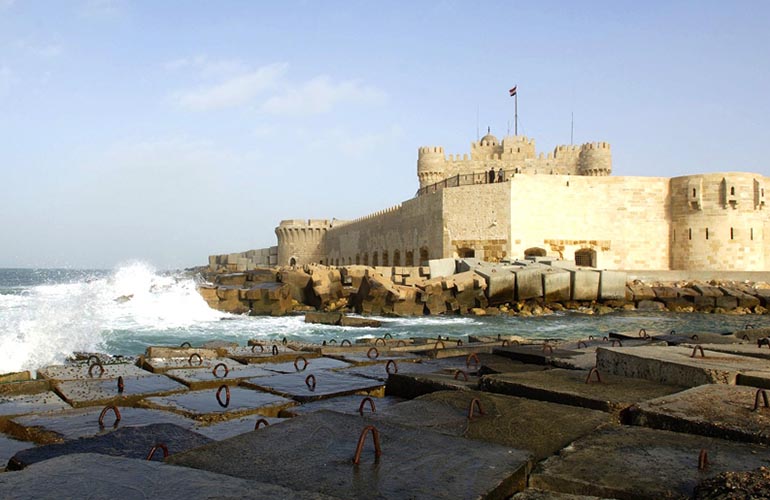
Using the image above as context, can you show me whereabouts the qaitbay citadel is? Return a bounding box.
[254,130,768,272]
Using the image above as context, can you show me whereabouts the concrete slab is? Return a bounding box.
[325,351,421,366]
[512,490,616,500]
[375,390,610,462]
[5,406,197,444]
[165,364,275,389]
[530,425,770,499]
[8,423,212,470]
[53,374,188,408]
[0,454,339,499]
[492,344,582,366]
[476,267,516,305]
[569,269,600,301]
[428,257,456,278]
[685,342,770,361]
[193,415,287,440]
[0,392,70,421]
[542,268,571,302]
[258,356,350,374]
[385,372,478,399]
[655,332,743,345]
[280,395,405,418]
[596,345,770,387]
[38,362,150,381]
[141,356,242,374]
[335,358,469,382]
[480,368,686,419]
[477,353,550,375]
[228,343,306,364]
[168,409,532,499]
[144,346,220,359]
[242,371,384,402]
[737,371,770,389]
[513,267,543,300]
[139,387,296,421]
[0,433,35,470]
[598,270,626,300]
[0,379,50,397]
[630,384,770,445]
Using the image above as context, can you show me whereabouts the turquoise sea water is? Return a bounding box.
[1,264,768,374]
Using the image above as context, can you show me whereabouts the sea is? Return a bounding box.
[2,263,769,375]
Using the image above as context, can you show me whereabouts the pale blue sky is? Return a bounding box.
[1,1,768,269]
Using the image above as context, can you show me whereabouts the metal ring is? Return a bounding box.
[188,353,203,366]
[251,344,265,353]
[383,333,393,340]
[358,397,376,416]
[454,370,468,381]
[466,353,480,368]
[305,374,316,391]
[87,355,100,366]
[352,425,382,465]
[216,384,230,408]
[585,367,602,384]
[255,418,270,430]
[88,362,105,378]
[374,338,386,347]
[212,363,229,378]
[341,339,352,347]
[367,347,379,360]
[98,405,121,428]
[272,345,279,355]
[385,360,398,374]
[294,356,309,372]
[146,443,169,461]
[180,342,192,348]
[467,398,484,419]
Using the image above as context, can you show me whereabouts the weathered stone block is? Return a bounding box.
[476,268,516,305]
[542,268,571,302]
[599,270,626,300]
[513,267,543,300]
[569,269,599,301]
[428,258,456,279]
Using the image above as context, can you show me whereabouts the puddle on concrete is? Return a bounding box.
[193,415,287,440]
[54,375,188,406]
[140,387,295,419]
[242,370,384,402]
[258,357,350,374]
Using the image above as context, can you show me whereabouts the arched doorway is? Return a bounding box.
[289,257,297,267]
[457,247,475,258]
[575,248,597,267]
[524,247,547,258]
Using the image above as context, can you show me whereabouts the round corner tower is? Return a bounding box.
[275,219,332,266]
[417,146,446,189]
[578,142,612,176]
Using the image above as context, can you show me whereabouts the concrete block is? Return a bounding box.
[530,425,770,499]
[599,270,626,300]
[596,345,770,387]
[715,295,739,309]
[627,283,655,301]
[428,258,456,279]
[384,372,477,399]
[455,258,480,273]
[542,268,571,302]
[8,423,212,470]
[256,357,350,374]
[38,362,151,381]
[53,374,188,408]
[165,364,275,390]
[168,410,532,499]
[630,384,770,445]
[242,370,384,402]
[569,269,599,301]
[139,387,296,421]
[0,392,70,421]
[279,394,405,418]
[513,267,543,300]
[475,267,516,305]
[692,284,724,297]
[0,434,34,468]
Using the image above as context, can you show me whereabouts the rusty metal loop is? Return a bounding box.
[396,340,406,347]
[670,329,676,335]
[691,345,706,358]
[691,334,699,341]
[610,339,623,347]
[180,342,192,348]
[216,384,230,408]
[251,344,265,353]
[753,389,769,411]
[588,335,595,340]
[294,356,309,372]
[467,398,485,419]
[212,363,229,378]
[638,328,648,338]
[352,425,382,465]
[366,347,379,360]
[758,338,770,349]
[577,340,588,349]
[385,360,398,374]
[146,443,169,461]
[88,362,105,378]
[383,333,393,339]
[466,353,480,369]
[454,370,469,381]
[742,334,750,341]
[698,449,709,471]
[98,405,121,428]
[434,340,445,350]
[542,344,554,355]
[328,339,337,344]
[341,339,352,347]
[585,367,602,384]
[254,418,270,430]
[188,353,203,366]
[501,339,509,347]
[745,324,755,329]
[117,376,124,394]
[602,336,609,342]
[270,344,279,355]
[457,339,463,347]
[305,374,316,391]
[87,355,101,366]
[374,337,387,347]
[282,337,288,345]
[497,333,502,341]
[358,396,376,416]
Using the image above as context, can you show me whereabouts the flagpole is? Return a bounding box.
[514,92,518,136]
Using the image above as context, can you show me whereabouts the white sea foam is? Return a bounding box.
[0,262,222,373]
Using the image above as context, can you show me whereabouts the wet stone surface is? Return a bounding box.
[333,358,461,382]
[530,425,770,499]
[0,433,35,469]
[141,356,242,374]
[139,386,296,420]
[165,364,275,389]
[38,362,151,381]
[385,372,480,399]
[257,356,351,374]
[630,384,770,445]
[53,374,188,407]
[279,394,405,418]
[326,351,422,366]
[168,409,533,499]
[0,453,341,499]
[227,344,308,364]
[7,406,197,443]
[480,368,687,417]
[193,415,287,440]
[0,392,70,419]
[8,423,212,470]
[242,370,384,402]
[374,390,611,461]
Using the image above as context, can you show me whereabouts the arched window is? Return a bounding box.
[393,250,401,266]
[574,248,596,268]
[382,251,389,267]
[372,252,379,267]
[289,257,297,267]
[524,247,547,257]
[457,247,475,258]
[405,250,414,266]
[363,253,369,266]
[355,254,360,265]
[419,247,429,264]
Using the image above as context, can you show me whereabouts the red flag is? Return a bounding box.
[509,86,517,96]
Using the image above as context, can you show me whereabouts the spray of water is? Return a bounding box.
[0,262,222,373]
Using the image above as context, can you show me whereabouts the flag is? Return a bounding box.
[509,86,517,96]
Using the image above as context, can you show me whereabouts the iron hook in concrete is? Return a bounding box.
[305,374,316,392]
[254,418,270,430]
[251,344,265,353]
[98,405,121,428]
[691,345,706,358]
[434,340,446,350]
[358,397,376,416]
[395,340,406,347]
[585,367,602,384]
[758,338,770,349]
[146,443,169,461]
[468,398,485,420]
[294,356,309,372]
[367,347,379,360]
[117,376,124,394]
[577,340,588,349]
[352,425,382,465]
[542,344,554,355]
[610,339,623,347]
[383,333,393,340]
[88,362,105,378]
[454,370,469,382]
[385,360,398,375]
[341,339,352,347]
[212,363,229,378]
[188,353,203,367]
[753,389,769,411]
[698,449,709,470]
[466,353,480,369]
[180,342,192,348]
[216,384,230,408]
[374,338,387,347]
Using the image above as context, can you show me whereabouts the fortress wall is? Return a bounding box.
[275,219,331,266]
[506,175,671,269]
[670,173,768,270]
[323,192,445,266]
[442,182,513,261]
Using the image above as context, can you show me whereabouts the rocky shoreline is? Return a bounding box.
[196,260,770,318]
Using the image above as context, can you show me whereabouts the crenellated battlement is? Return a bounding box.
[349,203,403,224]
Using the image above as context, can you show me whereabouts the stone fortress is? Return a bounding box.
[216,130,769,272]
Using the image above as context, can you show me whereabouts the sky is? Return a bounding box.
[1,1,768,270]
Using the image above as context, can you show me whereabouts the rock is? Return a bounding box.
[637,300,666,311]
[471,308,486,316]
[305,312,343,325]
